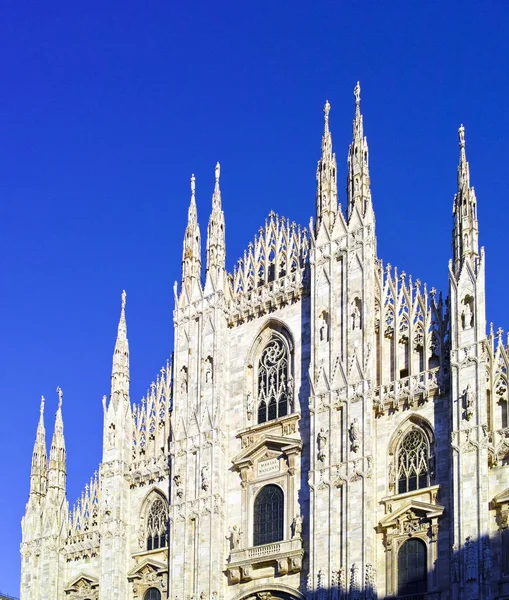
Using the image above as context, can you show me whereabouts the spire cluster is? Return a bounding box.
[179,164,227,296]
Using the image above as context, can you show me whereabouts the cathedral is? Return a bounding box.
[20,83,509,600]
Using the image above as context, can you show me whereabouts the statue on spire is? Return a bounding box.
[354,81,361,108]
[56,386,63,410]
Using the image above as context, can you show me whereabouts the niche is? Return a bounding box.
[319,310,330,342]
[461,295,474,331]
[351,297,362,331]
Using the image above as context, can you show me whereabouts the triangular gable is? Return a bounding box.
[379,499,445,530]
[232,434,302,470]
[127,556,167,579]
[64,573,99,592]
[492,486,509,507]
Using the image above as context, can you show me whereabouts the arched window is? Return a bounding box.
[257,334,291,424]
[253,484,284,546]
[146,497,168,551]
[144,589,161,600]
[397,428,431,494]
[398,538,427,595]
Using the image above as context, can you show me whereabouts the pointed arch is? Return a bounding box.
[388,416,435,495]
[139,488,169,552]
[246,320,295,425]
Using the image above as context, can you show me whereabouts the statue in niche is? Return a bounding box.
[317,428,328,462]
[108,423,116,448]
[201,465,210,491]
[461,296,474,330]
[464,384,475,421]
[180,367,188,394]
[351,298,362,331]
[319,311,329,342]
[483,540,493,580]
[204,356,213,384]
[292,514,303,538]
[465,536,478,581]
[451,545,460,582]
[103,487,111,516]
[349,418,360,453]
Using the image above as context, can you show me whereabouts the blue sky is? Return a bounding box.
[1,1,508,594]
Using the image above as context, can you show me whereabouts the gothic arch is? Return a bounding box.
[387,416,435,495]
[388,415,434,457]
[245,319,295,423]
[138,488,169,552]
[247,319,295,366]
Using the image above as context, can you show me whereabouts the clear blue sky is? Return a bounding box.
[1,1,508,594]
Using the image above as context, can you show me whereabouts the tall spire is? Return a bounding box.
[452,125,479,276]
[110,290,130,408]
[346,81,372,221]
[206,162,226,284]
[48,387,66,493]
[316,100,338,230]
[182,174,202,286]
[29,395,48,499]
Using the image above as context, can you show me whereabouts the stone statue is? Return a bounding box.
[292,514,303,538]
[462,299,473,330]
[352,302,361,331]
[230,525,242,550]
[465,536,478,581]
[483,540,493,580]
[201,465,210,491]
[464,384,474,421]
[317,428,327,462]
[451,545,460,582]
[349,418,360,453]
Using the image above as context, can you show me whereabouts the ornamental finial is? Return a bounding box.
[215,162,220,184]
[40,395,45,417]
[56,386,63,409]
[190,173,196,197]
[354,81,361,107]
[121,289,126,311]
[324,100,331,123]
[458,124,465,149]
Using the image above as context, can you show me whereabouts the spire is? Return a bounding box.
[48,387,66,493]
[316,100,338,230]
[110,290,130,409]
[182,174,202,286]
[29,395,48,499]
[346,81,372,222]
[206,162,226,283]
[452,124,479,275]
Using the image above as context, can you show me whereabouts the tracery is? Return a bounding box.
[146,497,168,551]
[397,428,431,494]
[257,335,291,424]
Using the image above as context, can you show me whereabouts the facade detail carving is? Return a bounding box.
[20,84,508,600]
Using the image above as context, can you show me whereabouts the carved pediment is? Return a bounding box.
[232,433,302,487]
[379,499,444,533]
[232,434,302,470]
[64,573,99,593]
[127,557,168,581]
[491,487,509,529]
